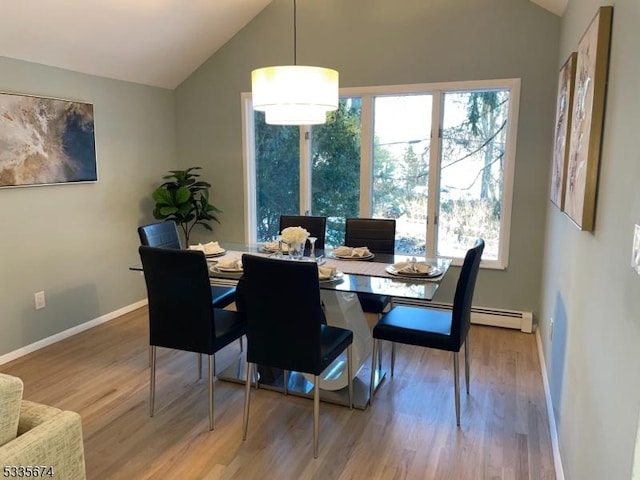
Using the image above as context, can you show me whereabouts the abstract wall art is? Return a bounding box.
[550,52,577,210]
[0,92,97,188]
[563,6,613,230]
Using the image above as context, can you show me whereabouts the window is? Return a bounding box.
[311,98,362,246]
[242,79,520,268]
[372,94,432,255]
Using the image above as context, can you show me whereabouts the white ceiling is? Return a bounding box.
[0,0,272,89]
[0,0,565,90]
[530,0,568,16]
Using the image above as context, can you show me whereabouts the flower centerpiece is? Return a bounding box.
[280,226,309,260]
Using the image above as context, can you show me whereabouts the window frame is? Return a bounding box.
[242,78,520,269]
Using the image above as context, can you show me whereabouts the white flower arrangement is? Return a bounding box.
[280,226,310,245]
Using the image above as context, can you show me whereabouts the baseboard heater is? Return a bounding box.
[390,299,533,333]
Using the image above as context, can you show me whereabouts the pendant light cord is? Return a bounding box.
[293,0,297,65]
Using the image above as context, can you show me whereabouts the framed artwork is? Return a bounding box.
[0,92,97,188]
[563,6,613,230]
[632,224,640,275]
[550,52,577,209]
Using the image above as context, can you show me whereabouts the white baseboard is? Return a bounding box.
[535,329,565,480]
[0,299,148,366]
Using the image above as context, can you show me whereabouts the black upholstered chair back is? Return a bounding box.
[138,221,236,309]
[139,246,215,354]
[279,215,327,250]
[241,254,325,374]
[451,239,484,348]
[138,221,182,249]
[344,218,396,254]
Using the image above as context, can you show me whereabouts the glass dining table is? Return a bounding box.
[200,243,452,409]
[132,243,452,409]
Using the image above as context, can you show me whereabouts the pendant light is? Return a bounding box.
[251,0,339,125]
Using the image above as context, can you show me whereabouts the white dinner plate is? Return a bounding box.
[205,249,226,258]
[319,271,344,283]
[331,252,375,261]
[210,265,243,273]
[385,263,442,278]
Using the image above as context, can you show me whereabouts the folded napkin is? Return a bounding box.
[263,241,279,251]
[189,241,224,255]
[318,265,337,280]
[333,246,371,257]
[394,261,432,274]
[217,258,242,270]
[333,246,352,256]
[352,247,371,257]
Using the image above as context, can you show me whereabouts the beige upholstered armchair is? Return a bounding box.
[0,373,86,480]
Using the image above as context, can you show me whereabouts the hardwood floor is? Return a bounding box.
[1,308,555,479]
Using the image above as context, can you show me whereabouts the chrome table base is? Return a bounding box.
[217,352,385,410]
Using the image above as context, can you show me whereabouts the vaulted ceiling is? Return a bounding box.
[0,0,566,89]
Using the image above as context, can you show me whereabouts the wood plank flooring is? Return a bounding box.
[1,307,555,479]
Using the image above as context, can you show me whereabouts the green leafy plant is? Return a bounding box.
[152,167,221,245]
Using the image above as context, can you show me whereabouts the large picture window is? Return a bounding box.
[242,79,520,268]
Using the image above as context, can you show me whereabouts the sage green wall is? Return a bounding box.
[0,57,176,357]
[176,0,560,315]
[539,0,640,478]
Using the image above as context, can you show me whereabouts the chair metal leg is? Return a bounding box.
[198,353,203,380]
[369,338,378,405]
[149,346,156,417]
[242,363,252,441]
[464,339,470,395]
[208,355,215,430]
[283,370,289,395]
[391,342,396,377]
[453,352,460,427]
[313,375,320,459]
[253,364,259,390]
[347,344,353,409]
[377,316,383,371]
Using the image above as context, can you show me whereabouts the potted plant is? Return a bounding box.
[152,167,221,245]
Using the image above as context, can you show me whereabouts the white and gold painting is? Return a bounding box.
[563,6,613,230]
[632,224,640,275]
[0,92,96,188]
[550,52,577,209]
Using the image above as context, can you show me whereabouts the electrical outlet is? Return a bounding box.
[34,291,46,310]
[549,317,554,341]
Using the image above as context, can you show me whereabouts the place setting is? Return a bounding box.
[329,246,374,261]
[209,257,243,277]
[188,241,226,258]
[385,257,443,279]
[261,237,285,254]
[318,265,344,283]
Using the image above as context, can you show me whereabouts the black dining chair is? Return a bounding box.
[137,220,182,249]
[344,218,396,255]
[137,221,236,309]
[138,246,246,430]
[240,254,353,458]
[344,218,396,316]
[279,215,327,251]
[369,239,484,426]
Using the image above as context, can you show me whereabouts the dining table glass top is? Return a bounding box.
[131,242,452,302]
[208,242,452,301]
